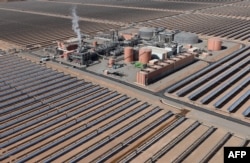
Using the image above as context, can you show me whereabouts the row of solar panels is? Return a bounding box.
[14,99,146,163]
[172,126,216,163]
[1,83,94,128]
[0,60,27,70]
[0,69,76,106]
[0,64,46,81]
[214,78,249,116]
[2,75,73,105]
[176,49,249,97]
[10,69,56,86]
[199,132,232,163]
[1,54,146,162]
[42,100,146,162]
[0,55,25,66]
[200,67,249,104]
[1,89,111,140]
[0,60,39,76]
[0,76,78,112]
[120,116,187,163]
[0,81,6,87]
[0,68,52,97]
[2,82,96,132]
[34,81,86,101]
[16,73,65,90]
[2,90,122,162]
[2,93,129,162]
[144,124,216,163]
[166,46,250,117]
[188,58,249,100]
[166,46,250,93]
[227,91,249,115]
[0,69,54,93]
[0,68,53,104]
[67,107,162,163]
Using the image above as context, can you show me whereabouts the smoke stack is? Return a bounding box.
[71,6,82,47]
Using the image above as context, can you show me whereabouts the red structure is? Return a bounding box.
[137,53,195,85]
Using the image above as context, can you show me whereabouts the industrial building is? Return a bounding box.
[54,26,203,87]
[137,53,195,85]
[0,0,249,162]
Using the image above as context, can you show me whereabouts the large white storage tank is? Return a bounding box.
[139,27,155,40]
[174,32,198,44]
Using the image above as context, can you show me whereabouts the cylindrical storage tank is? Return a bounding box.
[174,32,198,44]
[139,27,155,40]
[108,57,115,67]
[124,47,134,63]
[159,32,166,42]
[165,32,174,43]
[139,47,152,64]
[207,38,222,51]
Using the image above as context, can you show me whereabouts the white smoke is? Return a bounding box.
[71,6,81,46]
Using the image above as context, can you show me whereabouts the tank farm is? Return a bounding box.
[0,0,250,163]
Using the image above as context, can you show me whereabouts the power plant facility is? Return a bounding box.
[42,21,250,123]
[53,27,204,86]
[0,0,249,163]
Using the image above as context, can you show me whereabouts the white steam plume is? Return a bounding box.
[71,6,81,46]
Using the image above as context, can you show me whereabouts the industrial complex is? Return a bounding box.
[0,0,249,163]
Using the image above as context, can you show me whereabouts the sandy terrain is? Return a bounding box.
[0,40,21,51]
